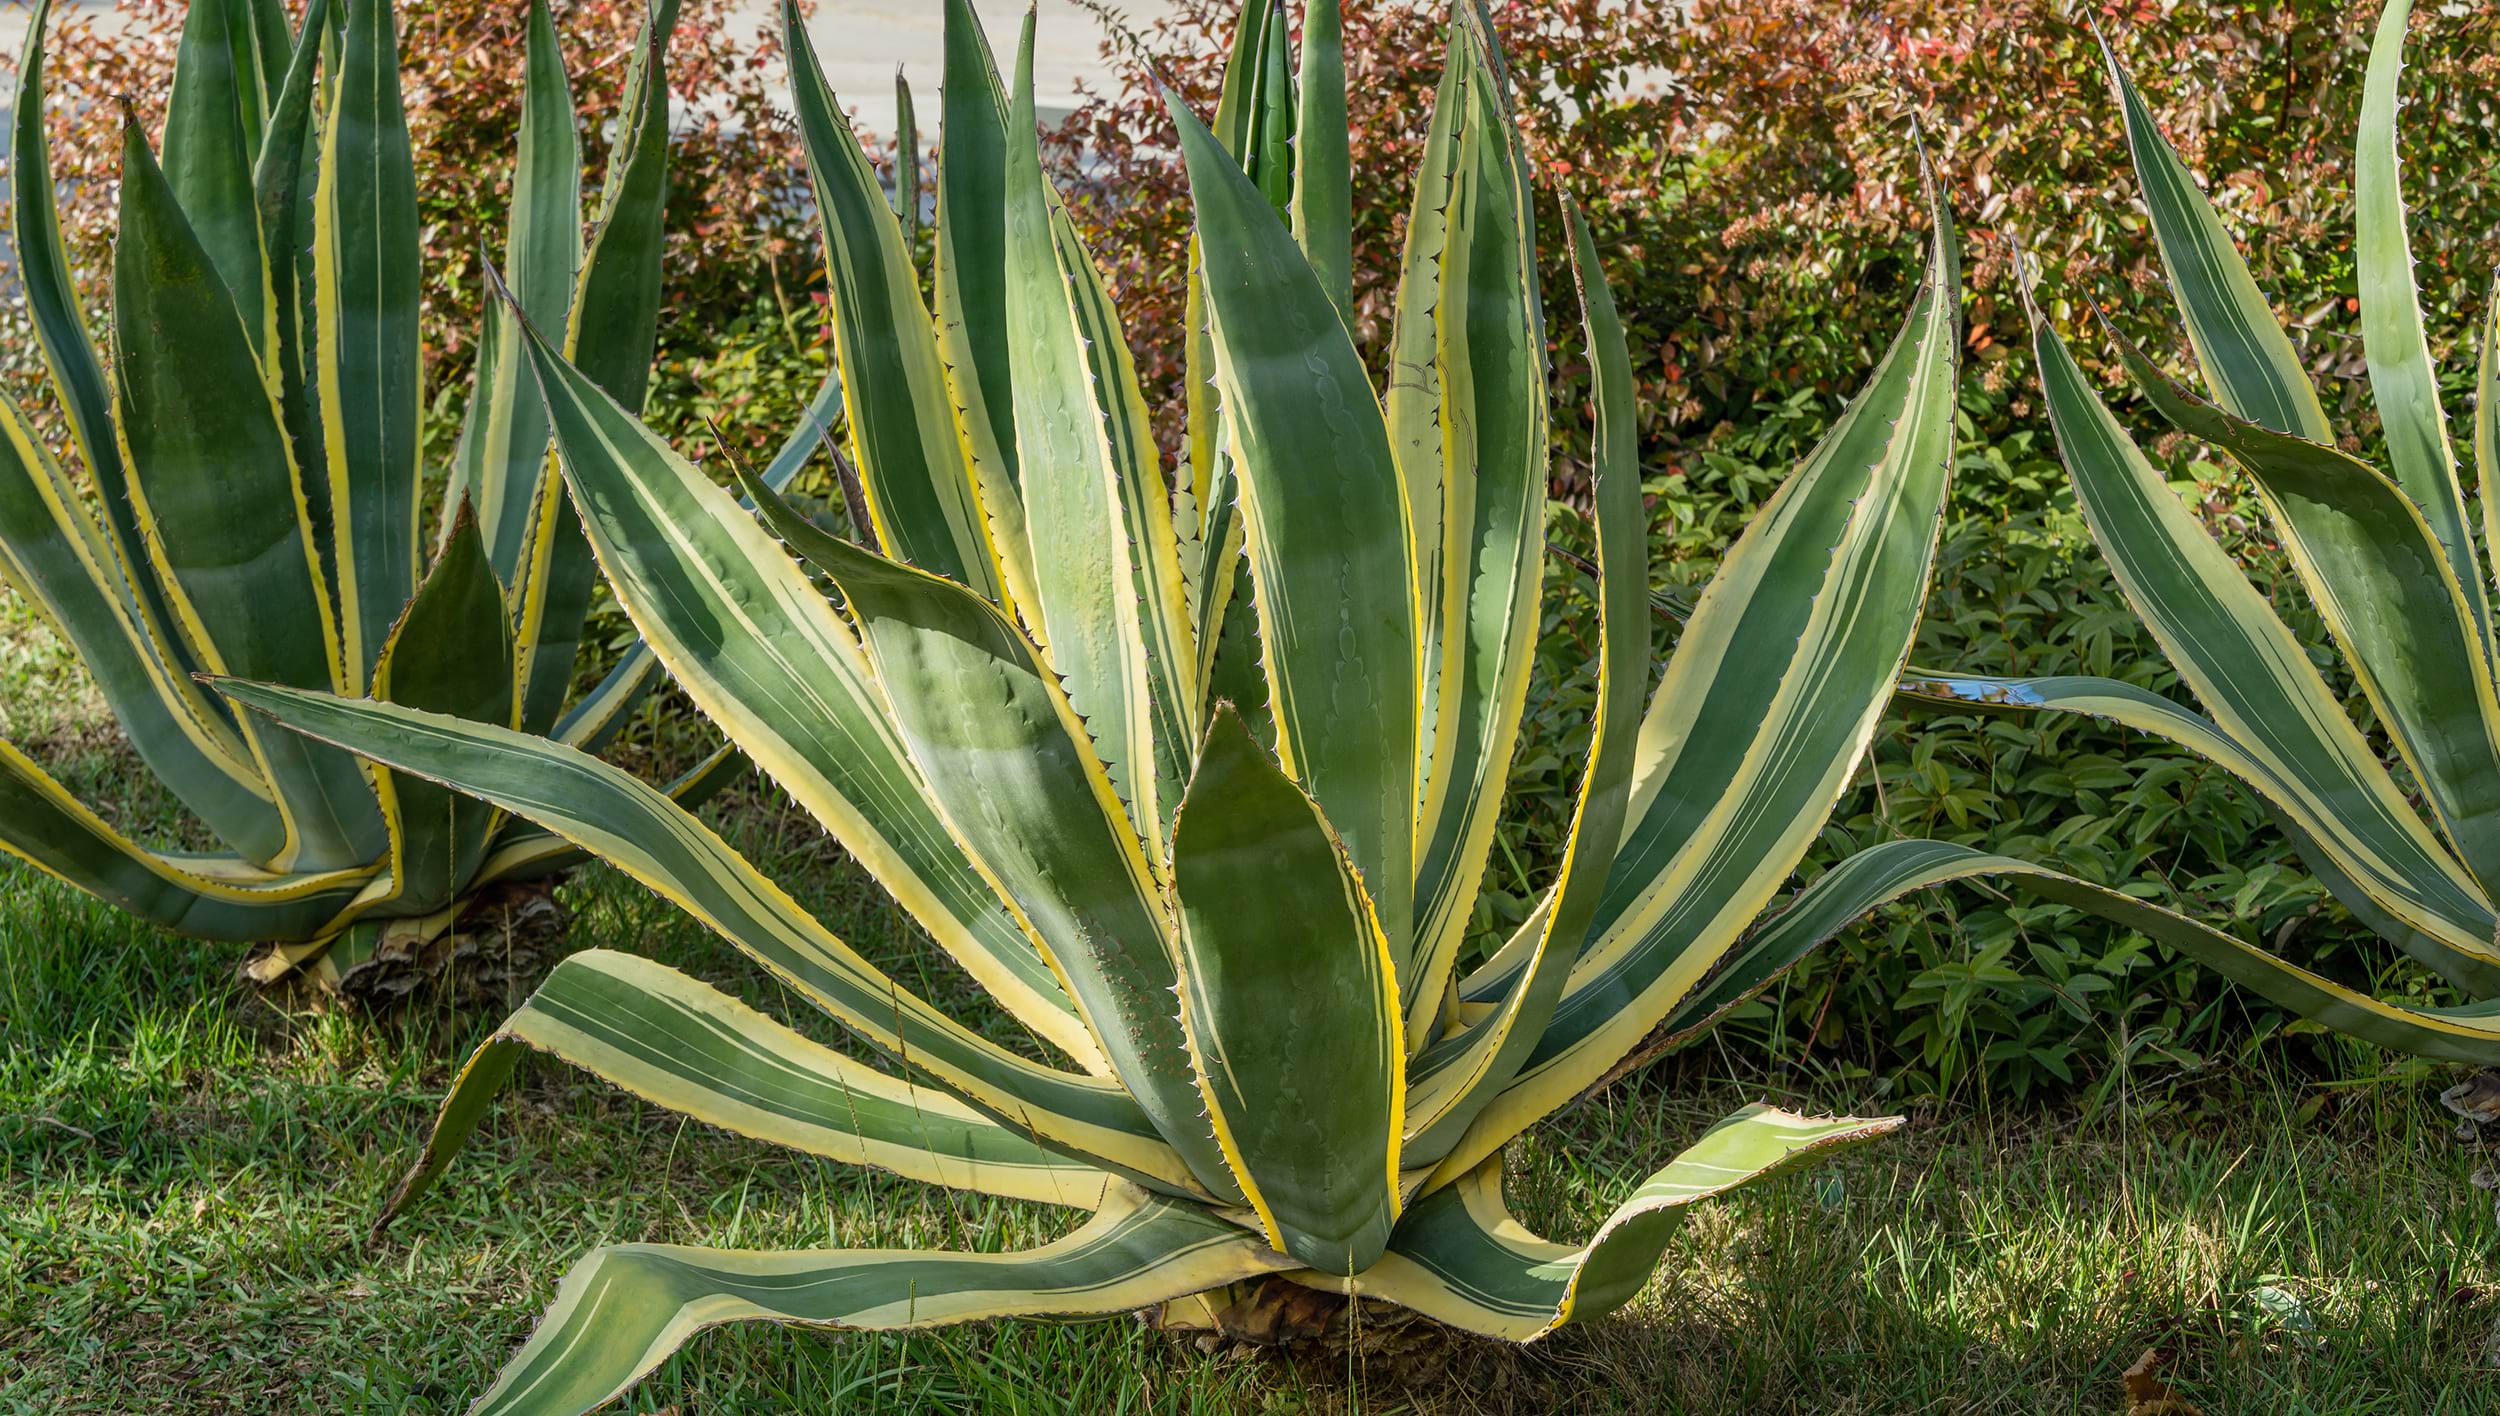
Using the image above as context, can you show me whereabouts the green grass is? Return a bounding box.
[4,605,2500,1412]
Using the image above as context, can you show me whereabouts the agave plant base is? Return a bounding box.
[1151,1276,1494,1385]
[245,876,570,1008]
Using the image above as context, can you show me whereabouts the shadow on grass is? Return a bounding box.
[5,772,2500,1411]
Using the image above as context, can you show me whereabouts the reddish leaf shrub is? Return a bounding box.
[10,0,818,458]
[1055,0,2500,469]
[1054,0,2500,1098]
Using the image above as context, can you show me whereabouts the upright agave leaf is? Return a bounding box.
[0,0,797,988]
[1877,0,2500,1062]
[314,0,423,686]
[228,6,1969,1408]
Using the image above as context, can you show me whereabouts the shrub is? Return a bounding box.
[1054,0,2500,1100]
[10,0,823,462]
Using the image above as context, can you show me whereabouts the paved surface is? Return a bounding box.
[0,0,1181,136]
[798,1,1184,133]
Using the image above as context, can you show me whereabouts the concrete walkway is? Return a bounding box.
[797,1,1183,134]
[0,0,1180,136]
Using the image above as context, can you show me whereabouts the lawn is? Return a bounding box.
[4,612,2500,1413]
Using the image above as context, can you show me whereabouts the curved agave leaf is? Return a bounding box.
[1638,839,1987,1051]
[1171,706,1402,1275]
[1433,164,1959,1185]
[462,1186,1294,1416]
[215,682,1200,1193]
[544,368,833,760]
[1347,1107,1896,1339]
[1739,840,2500,1064]
[10,0,173,648]
[0,738,369,940]
[470,741,752,888]
[2356,0,2483,645]
[502,296,1100,1071]
[2105,324,2500,894]
[773,529,1241,1203]
[0,388,281,859]
[380,949,1111,1229]
[1894,672,2500,981]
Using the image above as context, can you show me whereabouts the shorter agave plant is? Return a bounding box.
[1821,0,2500,1064]
[0,0,805,989]
[224,2,1962,1409]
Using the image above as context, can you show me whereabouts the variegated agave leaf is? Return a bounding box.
[223,3,1963,1410]
[0,0,804,989]
[1871,0,2500,1062]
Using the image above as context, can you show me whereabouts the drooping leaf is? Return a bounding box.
[1364,1108,1898,1336]
[215,681,1200,1194]
[381,949,1112,1228]
[462,1186,1293,1416]
[1892,671,2500,983]
[2108,324,2500,897]
[502,293,1101,1071]
[1753,840,2500,1064]
[0,737,368,940]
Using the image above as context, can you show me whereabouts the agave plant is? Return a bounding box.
[220,1,1961,1408]
[1757,0,2500,1064]
[0,0,808,989]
